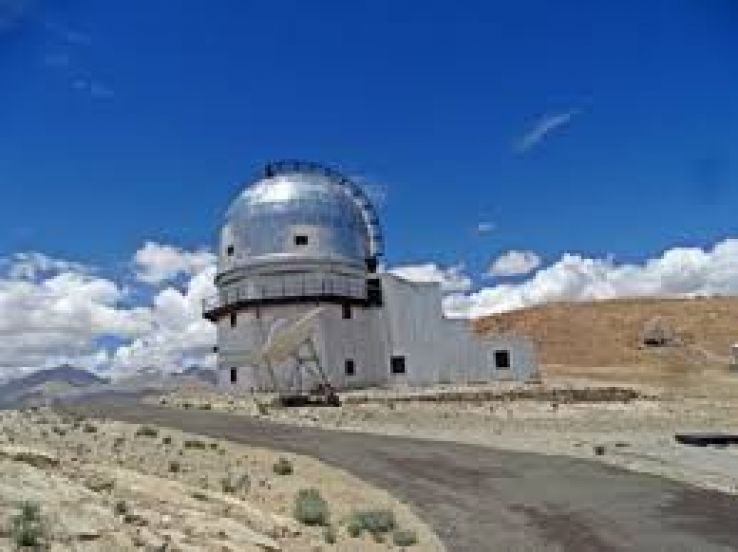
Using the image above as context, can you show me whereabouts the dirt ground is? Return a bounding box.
[0,408,441,551]
[151,364,738,497]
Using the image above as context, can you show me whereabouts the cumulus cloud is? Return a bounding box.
[134,241,216,285]
[515,109,579,152]
[110,265,216,373]
[445,238,738,318]
[389,263,472,293]
[0,251,90,280]
[0,255,152,371]
[0,245,217,377]
[487,250,542,277]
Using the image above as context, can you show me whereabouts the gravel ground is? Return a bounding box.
[78,398,738,552]
[0,407,439,551]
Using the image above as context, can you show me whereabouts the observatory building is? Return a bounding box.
[203,161,538,393]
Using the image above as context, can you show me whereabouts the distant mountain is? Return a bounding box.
[0,365,109,408]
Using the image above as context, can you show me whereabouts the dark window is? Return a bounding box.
[294,234,309,246]
[226,245,234,256]
[345,359,355,376]
[342,303,352,319]
[230,312,237,328]
[494,350,511,369]
[367,278,383,306]
[230,367,237,383]
[390,356,406,374]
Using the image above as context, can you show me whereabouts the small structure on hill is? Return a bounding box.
[203,160,538,396]
[641,316,676,347]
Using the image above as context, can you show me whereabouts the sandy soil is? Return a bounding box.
[0,407,441,551]
[151,367,738,497]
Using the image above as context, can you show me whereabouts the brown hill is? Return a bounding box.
[475,297,738,370]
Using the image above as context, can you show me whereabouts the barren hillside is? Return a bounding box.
[475,297,738,371]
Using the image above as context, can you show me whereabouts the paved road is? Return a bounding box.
[74,402,738,552]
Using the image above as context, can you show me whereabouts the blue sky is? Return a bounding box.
[2,0,736,276]
[1,1,738,372]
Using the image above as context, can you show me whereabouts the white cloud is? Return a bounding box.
[516,109,579,152]
[445,238,738,318]
[134,241,216,286]
[476,222,495,235]
[1,251,90,280]
[0,245,217,376]
[389,263,472,293]
[0,256,152,371]
[110,264,217,374]
[488,250,541,277]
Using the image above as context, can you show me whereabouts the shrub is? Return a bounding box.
[114,500,129,516]
[220,472,250,494]
[183,439,206,450]
[392,528,418,547]
[199,403,212,410]
[113,436,126,448]
[347,518,362,538]
[323,526,336,544]
[348,509,396,537]
[168,460,181,473]
[294,488,329,526]
[272,457,293,476]
[135,426,158,438]
[83,423,97,433]
[255,401,269,416]
[10,501,46,549]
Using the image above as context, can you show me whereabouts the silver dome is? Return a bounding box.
[220,161,382,272]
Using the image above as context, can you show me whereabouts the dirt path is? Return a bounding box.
[74,401,738,552]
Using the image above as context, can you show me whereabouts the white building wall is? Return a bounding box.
[379,274,538,386]
[213,273,538,393]
[216,301,389,393]
[318,304,388,389]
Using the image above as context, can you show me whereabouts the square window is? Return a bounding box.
[230,312,237,328]
[494,350,511,369]
[226,245,234,256]
[230,367,237,383]
[342,303,352,319]
[390,356,406,374]
[294,234,309,246]
[345,359,355,376]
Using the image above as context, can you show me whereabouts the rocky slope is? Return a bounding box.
[475,297,738,370]
[0,408,439,551]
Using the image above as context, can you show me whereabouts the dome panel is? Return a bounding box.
[221,162,378,271]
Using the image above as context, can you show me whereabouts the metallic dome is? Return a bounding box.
[221,161,383,272]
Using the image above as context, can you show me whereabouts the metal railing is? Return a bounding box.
[203,273,367,313]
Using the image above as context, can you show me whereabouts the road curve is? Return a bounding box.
[74,402,738,552]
